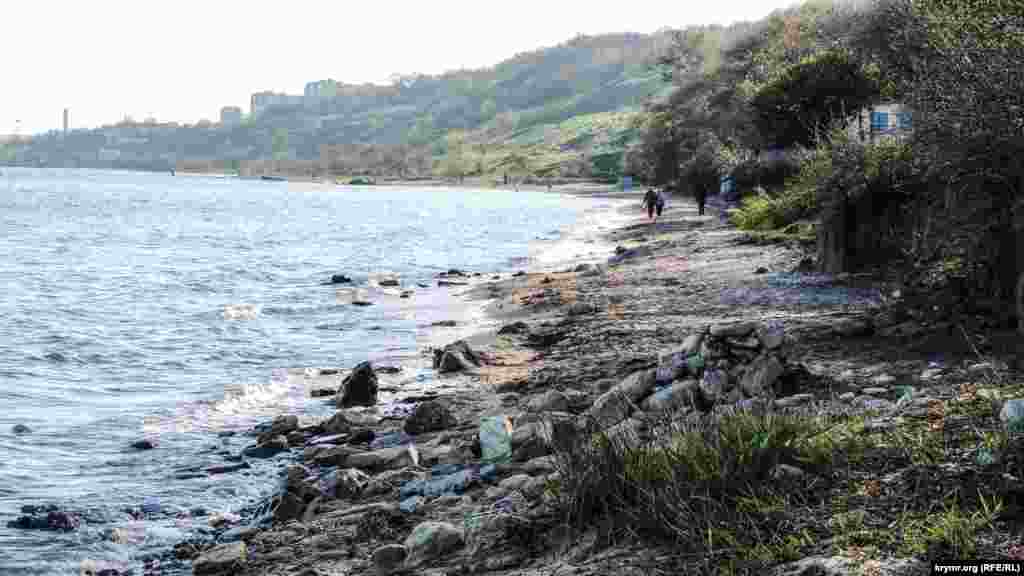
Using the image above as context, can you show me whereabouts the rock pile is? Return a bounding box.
[588,321,797,429]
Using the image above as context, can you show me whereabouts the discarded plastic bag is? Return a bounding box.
[479,415,513,464]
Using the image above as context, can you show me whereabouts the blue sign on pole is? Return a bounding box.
[622,176,633,192]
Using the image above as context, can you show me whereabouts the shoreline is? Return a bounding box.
[62,180,1022,575]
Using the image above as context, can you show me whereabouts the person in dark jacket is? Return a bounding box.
[642,188,658,221]
[694,184,707,216]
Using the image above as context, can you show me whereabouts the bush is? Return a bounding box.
[551,407,841,573]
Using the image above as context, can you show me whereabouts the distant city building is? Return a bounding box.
[250,91,304,117]
[63,109,69,135]
[220,106,243,126]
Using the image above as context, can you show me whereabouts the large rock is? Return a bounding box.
[525,390,570,413]
[193,541,247,574]
[346,445,419,473]
[587,369,657,428]
[404,521,465,566]
[699,369,730,407]
[403,401,456,435]
[617,369,658,402]
[587,388,636,429]
[372,544,408,575]
[313,444,364,467]
[338,362,378,407]
[641,380,699,413]
[273,491,305,523]
[257,414,299,444]
[740,355,785,398]
[433,340,483,374]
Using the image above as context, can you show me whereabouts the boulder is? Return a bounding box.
[587,388,636,429]
[433,340,483,374]
[330,274,352,284]
[757,325,785,350]
[257,414,299,444]
[130,439,156,450]
[338,362,378,407]
[379,276,400,287]
[322,411,352,435]
[273,491,305,524]
[372,544,408,575]
[774,394,814,409]
[400,469,477,499]
[566,302,595,316]
[641,380,699,413]
[346,445,419,473]
[739,355,785,398]
[617,369,658,402]
[404,521,465,566]
[11,424,31,434]
[404,401,457,435]
[6,510,81,531]
[479,416,513,464]
[323,468,372,500]
[525,390,570,413]
[193,541,247,575]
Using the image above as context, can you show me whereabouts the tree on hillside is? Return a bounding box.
[751,49,879,148]
[272,128,289,161]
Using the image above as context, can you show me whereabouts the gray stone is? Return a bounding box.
[774,393,814,409]
[372,544,408,575]
[322,411,351,435]
[641,380,698,413]
[757,325,785,350]
[273,491,304,524]
[257,414,299,444]
[739,355,785,397]
[770,464,805,482]
[433,340,483,374]
[710,322,757,338]
[338,362,379,407]
[324,468,371,500]
[404,401,456,435]
[192,541,247,575]
[525,390,570,413]
[587,388,635,429]
[772,555,928,576]
[872,374,896,386]
[838,392,856,402]
[862,387,889,397]
[313,444,364,467]
[242,435,289,459]
[404,521,465,566]
[399,496,423,513]
[346,445,419,472]
[11,424,31,434]
[616,369,658,402]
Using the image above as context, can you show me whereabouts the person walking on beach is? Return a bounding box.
[642,188,658,222]
[694,184,707,216]
[655,188,666,219]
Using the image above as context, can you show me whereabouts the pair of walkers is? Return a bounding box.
[642,185,708,221]
[642,188,666,222]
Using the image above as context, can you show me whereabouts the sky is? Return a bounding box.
[4,0,800,136]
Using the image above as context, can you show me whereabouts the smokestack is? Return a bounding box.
[63,108,69,135]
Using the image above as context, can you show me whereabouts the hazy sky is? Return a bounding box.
[5,0,799,135]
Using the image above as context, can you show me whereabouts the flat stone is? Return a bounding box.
[525,390,570,413]
[346,445,419,472]
[861,387,889,397]
[193,541,247,575]
[838,392,856,402]
[872,374,896,386]
[710,322,757,338]
[774,393,814,409]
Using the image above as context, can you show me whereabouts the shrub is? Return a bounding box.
[550,407,842,572]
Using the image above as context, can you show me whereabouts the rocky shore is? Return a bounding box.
[58,187,1024,575]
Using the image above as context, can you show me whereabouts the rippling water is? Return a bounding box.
[0,168,593,574]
